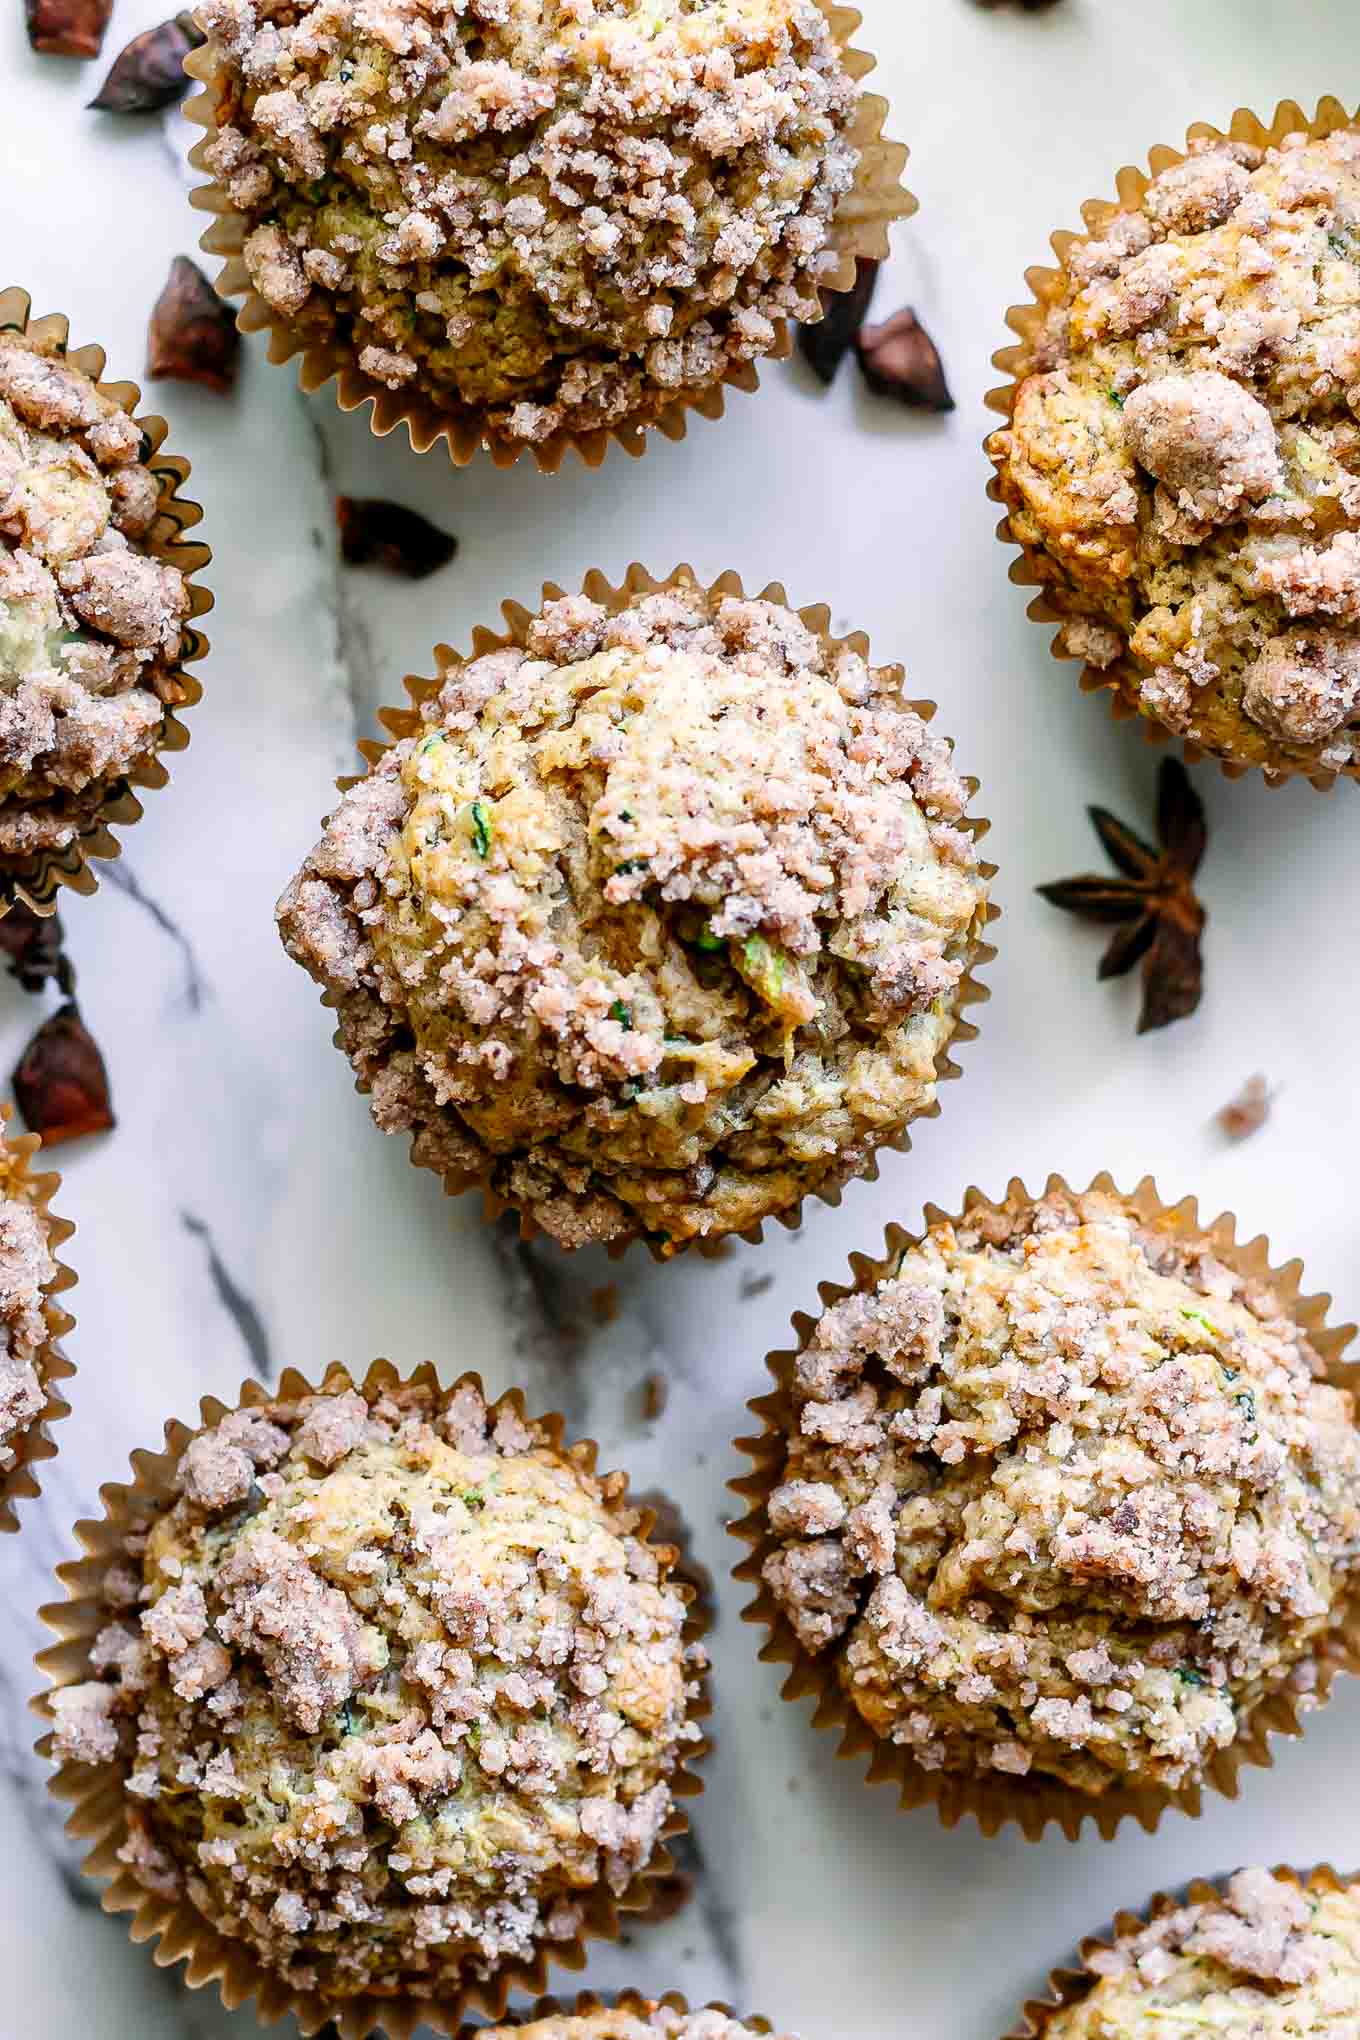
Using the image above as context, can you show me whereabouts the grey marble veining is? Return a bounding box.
[3,0,1360,2036]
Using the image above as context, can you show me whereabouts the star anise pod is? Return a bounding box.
[1037,759,1207,1033]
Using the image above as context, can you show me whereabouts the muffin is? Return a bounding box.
[0,323,196,865]
[276,573,991,1254]
[192,0,878,459]
[1019,1867,1360,2038]
[0,1117,73,1528]
[749,1183,1360,1825]
[46,1371,708,2015]
[482,1997,786,2040]
[987,120,1360,781]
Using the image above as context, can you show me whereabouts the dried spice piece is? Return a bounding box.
[1218,1073,1273,1141]
[0,904,70,996]
[13,1001,114,1145]
[856,306,955,411]
[25,0,112,56]
[147,257,240,393]
[1037,759,1207,1033]
[89,12,203,112]
[589,1281,619,1326]
[3,909,113,1144]
[336,497,458,580]
[641,1371,669,1422]
[797,255,879,386]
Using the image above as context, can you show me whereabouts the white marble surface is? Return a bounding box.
[2,0,1359,2034]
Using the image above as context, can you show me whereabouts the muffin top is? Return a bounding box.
[49,1380,705,2004]
[760,1188,1360,1798]
[1048,1869,1360,2038]
[197,0,861,447]
[0,331,188,853]
[277,583,987,1252]
[0,1130,58,1476]
[482,2008,780,2040]
[988,128,1360,778]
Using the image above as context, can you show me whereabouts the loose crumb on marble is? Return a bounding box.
[1216,1072,1273,1141]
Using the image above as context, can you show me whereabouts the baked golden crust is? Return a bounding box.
[50,1381,705,2006]
[989,128,1360,778]
[198,0,862,449]
[1041,1870,1360,2039]
[761,1189,1360,1799]
[0,332,189,850]
[277,582,988,1252]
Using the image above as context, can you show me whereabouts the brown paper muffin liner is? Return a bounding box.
[1003,1863,1357,2038]
[730,1170,1360,1841]
[33,1358,712,2040]
[0,1104,76,1532]
[0,286,213,916]
[315,559,996,1263]
[983,97,1360,792]
[458,1986,778,2036]
[183,4,912,473]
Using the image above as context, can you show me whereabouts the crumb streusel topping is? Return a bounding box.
[0,1133,57,1475]
[988,128,1360,777]
[761,1189,1360,1798]
[1049,1869,1360,2038]
[197,0,861,447]
[481,2007,785,2040]
[50,1381,705,2004]
[276,583,988,1252]
[0,332,188,853]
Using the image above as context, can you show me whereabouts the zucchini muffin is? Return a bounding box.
[483,2004,785,2039]
[1040,1869,1360,2038]
[49,1379,706,2006]
[0,329,189,857]
[759,1187,1360,1800]
[0,1126,60,1492]
[988,126,1360,779]
[276,581,989,1253]
[195,0,863,450]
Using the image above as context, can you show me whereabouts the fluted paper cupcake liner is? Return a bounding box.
[0,1105,76,1533]
[0,286,213,914]
[983,97,1360,791]
[1002,1863,1357,2038]
[183,4,912,473]
[460,1986,780,2036]
[731,1171,1360,1841]
[313,559,996,1263]
[34,1359,712,2040]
